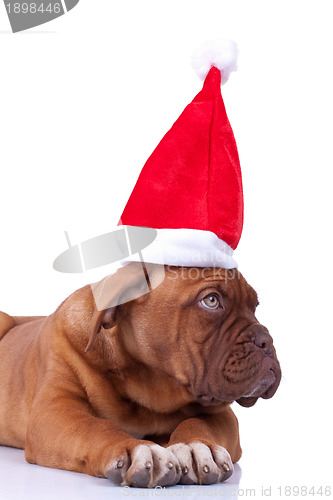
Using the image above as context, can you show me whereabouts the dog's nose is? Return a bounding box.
[252,326,273,355]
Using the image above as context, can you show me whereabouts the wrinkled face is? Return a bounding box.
[122,266,281,408]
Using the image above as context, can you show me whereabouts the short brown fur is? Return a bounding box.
[0,264,280,486]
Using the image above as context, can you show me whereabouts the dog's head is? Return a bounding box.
[87,263,281,408]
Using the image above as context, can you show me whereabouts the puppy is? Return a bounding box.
[0,264,281,487]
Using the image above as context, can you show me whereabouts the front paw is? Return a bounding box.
[167,442,233,485]
[106,442,181,488]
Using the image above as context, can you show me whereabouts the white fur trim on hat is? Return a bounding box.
[120,228,238,269]
[191,39,238,85]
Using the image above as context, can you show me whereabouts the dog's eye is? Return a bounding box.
[201,294,220,310]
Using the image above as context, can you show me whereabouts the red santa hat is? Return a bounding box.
[119,40,243,269]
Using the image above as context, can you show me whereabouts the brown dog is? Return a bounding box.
[0,264,281,487]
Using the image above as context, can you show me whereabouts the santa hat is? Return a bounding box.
[119,40,243,269]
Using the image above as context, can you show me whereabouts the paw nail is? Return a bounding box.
[116,460,124,468]
[222,463,230,472]
[175,465,180,473]
[182,466,189,475]
[203,465,210,473]
[168,462,174,469]
[145,461,152,469]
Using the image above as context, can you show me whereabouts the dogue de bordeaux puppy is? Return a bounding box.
[0,263,281,487]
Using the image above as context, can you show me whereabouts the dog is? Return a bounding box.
[0,263,281,487]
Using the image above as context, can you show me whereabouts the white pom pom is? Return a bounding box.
[191,39,238,85]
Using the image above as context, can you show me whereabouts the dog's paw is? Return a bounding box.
[167,442,233,485]
[106,443,181,488]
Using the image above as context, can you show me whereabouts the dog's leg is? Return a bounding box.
[166,406,241,485]
[25,392,181,488]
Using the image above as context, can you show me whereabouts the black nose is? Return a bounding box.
[252,326,273,355]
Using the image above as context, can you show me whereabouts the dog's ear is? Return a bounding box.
[0,312,15,341]
[85,307,117,352]
[85,263,153,352]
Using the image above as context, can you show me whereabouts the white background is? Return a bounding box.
[0,1,332,499]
